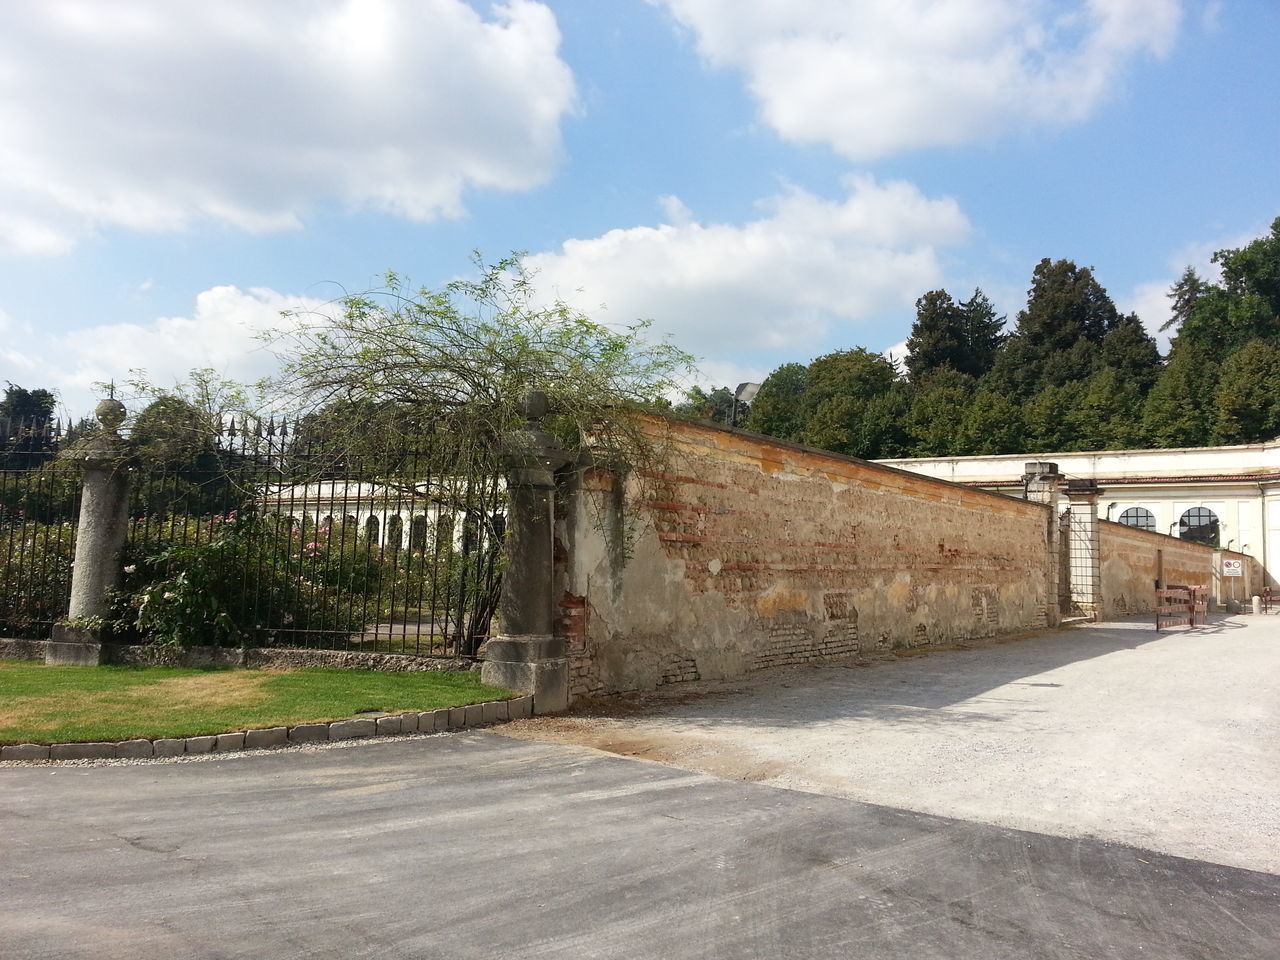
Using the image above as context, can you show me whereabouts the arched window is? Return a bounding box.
[1118,507,1156,532]
[386,514,404,551]
[436,514,456,554]
[409,515,430,551]
[1179,507,1220,547]
[364,515,380,546]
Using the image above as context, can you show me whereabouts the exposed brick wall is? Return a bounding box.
[562,417,1054,701]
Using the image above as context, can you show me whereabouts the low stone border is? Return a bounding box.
[0,695,533,762]
[0,638,475,673]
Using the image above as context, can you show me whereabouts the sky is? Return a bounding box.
[1,0,1278,417]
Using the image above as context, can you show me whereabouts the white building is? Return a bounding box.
[878,438,1280,585]
[257,479,503,553]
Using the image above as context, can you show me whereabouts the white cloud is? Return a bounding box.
[882,339,911,370]
[687,359,770,394]
[652,0,1182,160]
[4,286,332,414]
[1201,0,1224,31]
[527,175,970,362]
[0,0,576,255]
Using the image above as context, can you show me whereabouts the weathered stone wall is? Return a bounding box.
[560,418,1054,701]
[1098,520,1260,618]
[0,638,47,661]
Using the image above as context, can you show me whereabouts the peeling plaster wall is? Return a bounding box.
[560,419,1053,701]
[1099,521,1260,618]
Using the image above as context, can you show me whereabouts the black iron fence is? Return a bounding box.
[1,415,505,658]
[0,419,81,638]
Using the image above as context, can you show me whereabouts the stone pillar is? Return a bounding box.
[1023,461,1062,628]
[46,398,133,666]
[481,392,572,713]
[1065,478,1103,620]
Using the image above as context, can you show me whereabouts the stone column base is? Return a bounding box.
[45,625,110,666]
[481,635,568,714]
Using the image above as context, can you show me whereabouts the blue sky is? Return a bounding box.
[1,0,1277,415]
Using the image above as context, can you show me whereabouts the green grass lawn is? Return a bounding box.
[0,659,513,745]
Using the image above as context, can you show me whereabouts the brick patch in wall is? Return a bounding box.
[557,592,590,653]
[660,656,700,685]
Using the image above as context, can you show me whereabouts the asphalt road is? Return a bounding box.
[2,731,1278,959]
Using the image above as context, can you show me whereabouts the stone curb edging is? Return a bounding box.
[0,695,534,762]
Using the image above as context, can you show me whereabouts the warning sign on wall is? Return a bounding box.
[1223,558,1244,577]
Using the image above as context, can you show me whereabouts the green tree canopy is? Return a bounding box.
[1211,338,1280,444]
[798,348,901,458]
[1172,219,1280,354]
[955,389,1025,455]
[906,368,975,456]
[1066,367,1146,451]
[745,363,808,441]
[988,259,1120,397]
[674,385,736,425]
[1142,344,1219,448]
[1099,313,1161,391]
[904,288,1005,383]
[270,255,695,472]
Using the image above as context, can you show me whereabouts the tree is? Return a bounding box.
[1169,220,1280,354]
[906,368,975,456]
[987,259,1120,397]
[0,384,57,459]
[745,363,808,441]
[1099,313,1161,392]
[798,349,900,458]
[1211,338,1280,444]
[270,255,695,473]
[1162,266,1208,333]
[1142,344,1219,448]
[1022,381,1087,452]
[905,290,964,384]
[1067,367,1146,451]
[674,385,736,425]
[958,288,1007,379]
[955,389,1025,455]
[1217,217,1280,324]
[904,288,1005,383]
[131,396,220,466]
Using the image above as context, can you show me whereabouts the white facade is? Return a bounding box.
[878,439,1280,584]
[257,479,501,552]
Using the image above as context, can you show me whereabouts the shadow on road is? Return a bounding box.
[554,614,1259,730]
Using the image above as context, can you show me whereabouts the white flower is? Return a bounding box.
[123,565,137,574]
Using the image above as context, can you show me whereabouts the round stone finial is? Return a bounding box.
[517,390,549,421]
[95,397,127,434]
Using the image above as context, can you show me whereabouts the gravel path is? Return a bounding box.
[498,615,1280,874]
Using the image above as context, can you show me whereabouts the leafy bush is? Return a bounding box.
[0,521,75,637]
[124,511,385,647]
